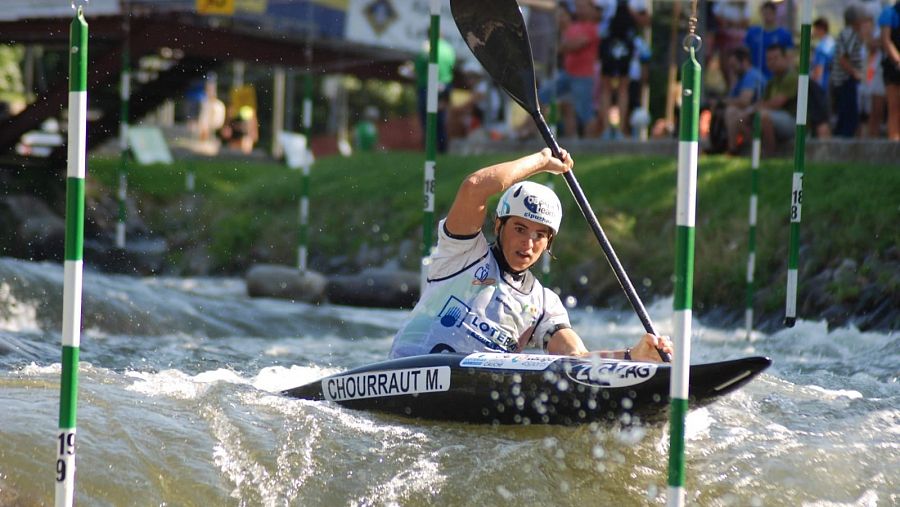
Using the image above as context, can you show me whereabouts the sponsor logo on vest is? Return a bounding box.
[437,296,516,351]
[472,265,496,286]
[566,361,658,388]
[323,366,451,402]
[438,296,470,328]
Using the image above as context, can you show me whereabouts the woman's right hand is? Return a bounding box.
[538,147,573,175]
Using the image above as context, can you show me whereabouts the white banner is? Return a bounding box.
[344,0,478,68]
[128,127,173,166]
[0,0,120,20]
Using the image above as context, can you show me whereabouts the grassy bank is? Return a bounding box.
[88,150,899,328]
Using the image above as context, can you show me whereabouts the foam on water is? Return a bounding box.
[124,368,243,399]
[0,282,41,333]
[0,257,897,505]
[252,364,340,393]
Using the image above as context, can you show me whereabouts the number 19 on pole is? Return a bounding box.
[57,430,76,482]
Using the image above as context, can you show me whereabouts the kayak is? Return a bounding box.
[282,352,772,425]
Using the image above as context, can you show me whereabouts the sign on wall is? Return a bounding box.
[344,0,478,68]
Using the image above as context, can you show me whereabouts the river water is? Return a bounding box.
[0,257,896,506]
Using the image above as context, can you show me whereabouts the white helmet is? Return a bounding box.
[496,181,562,234]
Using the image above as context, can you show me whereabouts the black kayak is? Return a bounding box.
[282,353,772,425]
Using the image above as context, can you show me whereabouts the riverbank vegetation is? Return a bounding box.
[88,151,898,331]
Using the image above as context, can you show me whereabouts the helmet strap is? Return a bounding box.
[492,217,526,276]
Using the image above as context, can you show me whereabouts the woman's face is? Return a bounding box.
[495,217,553,272]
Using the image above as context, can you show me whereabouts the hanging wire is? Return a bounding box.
[682,0,702,53]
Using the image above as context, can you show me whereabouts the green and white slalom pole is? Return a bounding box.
[784,0,812,328]
[421,0,440,293]
[298,50,313,272]
[667,31,701,507]
[57,7,87,507]
[745,112,761,339]
[116,14,130,249]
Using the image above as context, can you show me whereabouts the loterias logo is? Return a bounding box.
[437,296,515,351]
[438,296,469,328]
[323,367,451,402]
[566,361,658,388]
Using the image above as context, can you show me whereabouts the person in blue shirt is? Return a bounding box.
[744,1,794,78]
[722,46,767,154]
[811,17,836,95]
[727,47,768,101]
[880,0,900,140]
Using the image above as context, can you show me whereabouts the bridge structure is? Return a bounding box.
[0,0,415,167]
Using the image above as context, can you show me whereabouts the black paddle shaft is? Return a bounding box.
[450,0,669,362]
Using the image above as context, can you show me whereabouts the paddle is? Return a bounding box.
[449,0,670,362]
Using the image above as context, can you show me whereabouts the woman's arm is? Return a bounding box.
[444,149,571,236]
[547,329,673,363]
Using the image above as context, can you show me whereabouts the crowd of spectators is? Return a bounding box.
[705,0,900,154]
[536,0,652,139]
[543,0,900,148]
[449,0,900,150]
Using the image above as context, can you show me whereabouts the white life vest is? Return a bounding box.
[389,220,570,358]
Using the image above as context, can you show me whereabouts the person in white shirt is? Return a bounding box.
[389,149,673,361]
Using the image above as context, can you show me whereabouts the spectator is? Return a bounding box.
[811,17,836,96]
[220,84,259,154]
[527,2,561,80]
[627,33,652,138]
[593,0,616,39]
[711,1,750,60]
[198,78,226,142]
[538,0,600,138]
[861,19,886,138]
[539,2,578,138]
[414,33,456,153]
[353,106,379,152]
[757,44,798,151]
[597,0,638,138]
[452,62,506,140]
[720,46,767,154]
[880,0,900,140]
[220,105,258,154]
[831,6,871,138]
[744,1,794,79]
[184,79,206,136]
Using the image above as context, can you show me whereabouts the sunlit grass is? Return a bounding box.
[89,150,898,317]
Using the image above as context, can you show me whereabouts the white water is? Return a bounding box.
[0,257,897,506]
